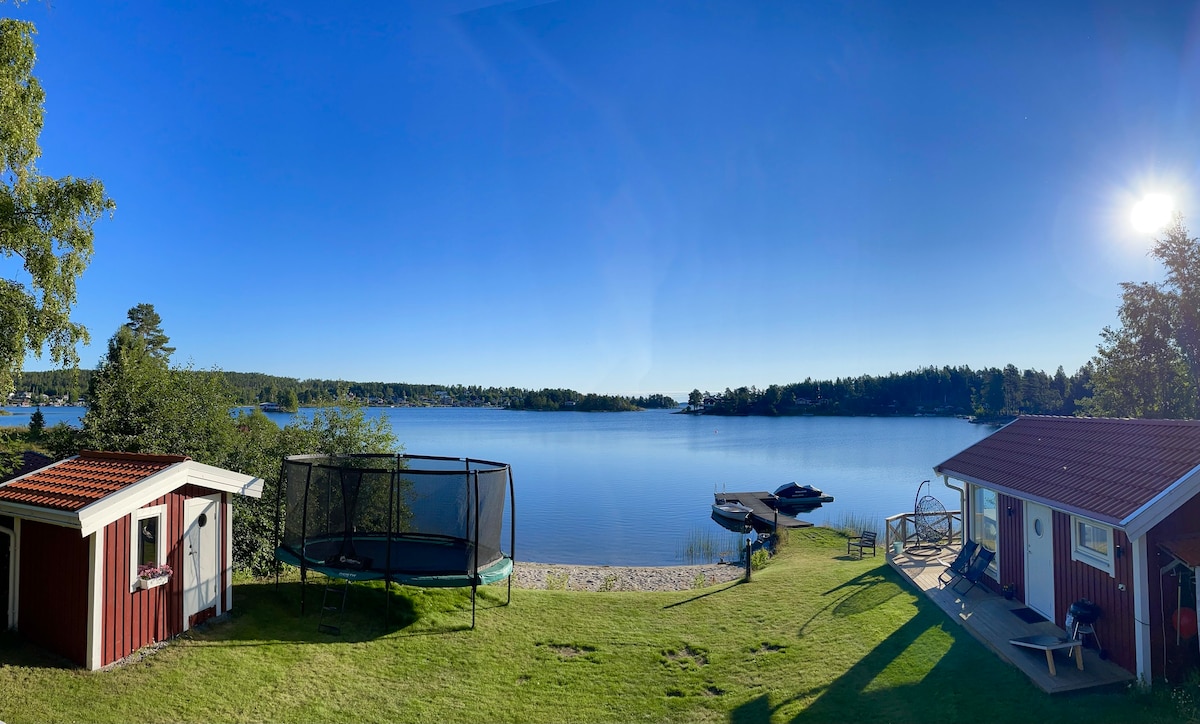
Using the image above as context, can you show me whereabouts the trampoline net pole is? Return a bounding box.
[272,458,286,591]
[507,465,515,605]
[299,462,313,615]
[472,469,479,629]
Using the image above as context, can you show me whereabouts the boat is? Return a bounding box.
[709,509,752,534]
[773,482,834,505]
[712,500,753,523]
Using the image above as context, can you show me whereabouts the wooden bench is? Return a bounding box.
[1009,634,1083,676]
[847,530,877,558]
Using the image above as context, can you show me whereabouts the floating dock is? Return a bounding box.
[714,492,816,529]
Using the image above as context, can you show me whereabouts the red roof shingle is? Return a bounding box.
[935,416,1200,525]
[0,450,188,512]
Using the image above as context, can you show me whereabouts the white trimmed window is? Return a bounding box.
[1070,516,1115,576]
[131,505,167,590]
[970,485,1000,580]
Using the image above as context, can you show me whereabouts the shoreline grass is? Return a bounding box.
[0,527,1190,723]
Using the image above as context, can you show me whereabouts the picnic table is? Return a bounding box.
[1008,634,1083,676]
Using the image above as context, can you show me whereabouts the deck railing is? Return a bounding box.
[884,510,963,555]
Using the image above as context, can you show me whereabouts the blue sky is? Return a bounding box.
[9,0,1200,396]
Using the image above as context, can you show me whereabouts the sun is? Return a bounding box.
[1131,193,1174,234]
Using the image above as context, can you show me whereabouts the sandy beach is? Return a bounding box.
[509,560,746,592]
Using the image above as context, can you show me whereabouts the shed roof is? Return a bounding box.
[934,416,1200,534]
[0,450,262,535]
[0,450,186,512]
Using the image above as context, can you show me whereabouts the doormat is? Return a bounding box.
[1010,607,1046,624]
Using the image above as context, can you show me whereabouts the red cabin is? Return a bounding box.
[0,451,262,669]
[936,416,1200,684]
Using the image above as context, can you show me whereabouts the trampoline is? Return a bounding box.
[273,453,515,627]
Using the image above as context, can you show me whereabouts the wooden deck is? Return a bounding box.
[888,544,1135,694]
[714,492,815,529]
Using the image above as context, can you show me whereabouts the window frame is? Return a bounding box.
[1070,515,1115,577]
[130,505,167,592]
[969,484,1000,581]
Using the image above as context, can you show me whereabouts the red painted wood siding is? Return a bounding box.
[99,484,221,666]
[1145,492,1200,681]
[1051,511,1136,674]
[997,493,1025,601]
[18,520,89,665]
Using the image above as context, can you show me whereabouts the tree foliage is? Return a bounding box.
[0,19,114,396]
[1085,216,1200,418]
[82,304,235,460]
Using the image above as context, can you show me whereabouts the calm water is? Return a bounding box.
[1,406,993,566]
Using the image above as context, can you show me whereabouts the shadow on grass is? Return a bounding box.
[662,580,744,609]
[0,630,77,669]
[731,606,985,723]
[195,578,513,649]
[795,571,903,636]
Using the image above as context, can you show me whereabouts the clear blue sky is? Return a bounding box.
[10,0,1200,396]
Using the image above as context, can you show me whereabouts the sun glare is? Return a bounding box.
[1131,193,1174,234]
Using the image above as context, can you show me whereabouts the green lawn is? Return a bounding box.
[0,528,1192,723]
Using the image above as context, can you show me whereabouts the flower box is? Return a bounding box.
[136,563,172,591]
[138,575,169,590]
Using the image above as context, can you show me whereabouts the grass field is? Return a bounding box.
[0,528,1194,723]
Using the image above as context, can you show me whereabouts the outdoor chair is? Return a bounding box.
[847,530,877,559]
[952,548,996,595]
[937,539,979,588]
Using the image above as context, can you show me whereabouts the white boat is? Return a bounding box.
[712,501,753,522]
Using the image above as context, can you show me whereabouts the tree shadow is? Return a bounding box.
[663,580,744,609]
[795,571,902,636]
[730,607,975,723]
[0,630,77,669]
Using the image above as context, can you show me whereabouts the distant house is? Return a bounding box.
[0,451,262,669]
[935,416,1200,683]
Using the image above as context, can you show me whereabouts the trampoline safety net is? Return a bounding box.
[277,454,512,582]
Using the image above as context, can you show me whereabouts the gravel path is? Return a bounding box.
[509,561,746,592]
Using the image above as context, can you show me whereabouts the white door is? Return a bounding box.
[184,496,220,628]
[1024,501,1055,620]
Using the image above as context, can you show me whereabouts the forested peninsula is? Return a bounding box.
[685,364,1086,420]
[11,370,678,412]
[14,364,1083,419]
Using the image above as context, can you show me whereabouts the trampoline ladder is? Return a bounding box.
[318,580,349,635]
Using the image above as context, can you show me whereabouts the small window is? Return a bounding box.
[1071,516,1115,576]
[131,505,167,591]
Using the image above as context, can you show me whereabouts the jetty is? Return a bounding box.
[714,491,816,529]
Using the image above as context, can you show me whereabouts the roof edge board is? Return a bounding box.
[1122,463,1200,540]
[0,500,80,529]
[77,461,262,536]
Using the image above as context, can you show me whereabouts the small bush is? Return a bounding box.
[750,549,770,570]
[545,572,569,590]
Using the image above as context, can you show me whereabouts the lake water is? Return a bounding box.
[2,406,994,565]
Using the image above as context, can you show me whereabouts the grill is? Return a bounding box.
[1068,599,1101,624]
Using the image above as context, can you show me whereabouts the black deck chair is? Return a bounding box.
[937,539,979,588]
[952,548,995,595]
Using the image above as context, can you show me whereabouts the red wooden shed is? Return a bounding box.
[935,416,1200,684]
[0,450,262,669]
